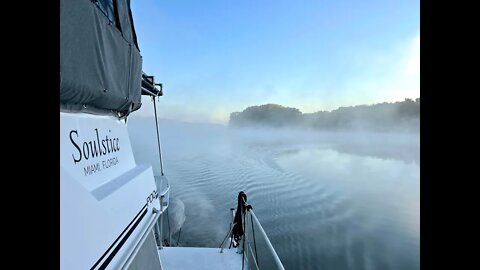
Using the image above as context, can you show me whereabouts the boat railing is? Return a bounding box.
[219,193,285,270]
[154,175,170,248]
[245,209,285,270]
[242,208,285,270]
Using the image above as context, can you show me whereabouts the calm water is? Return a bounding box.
[128,117,419,270]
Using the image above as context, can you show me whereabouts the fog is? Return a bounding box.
[127,115,419,270]
[230,99,420,133]
[128,115,418,168]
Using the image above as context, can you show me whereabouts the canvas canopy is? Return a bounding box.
[60,0,144,117]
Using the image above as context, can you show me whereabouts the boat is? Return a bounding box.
[60,0,285,269]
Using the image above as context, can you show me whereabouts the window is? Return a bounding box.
[95,0,121,31]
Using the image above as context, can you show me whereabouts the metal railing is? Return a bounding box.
[219,195,285,270]
[247,209,285,270]
[241,208,285,270]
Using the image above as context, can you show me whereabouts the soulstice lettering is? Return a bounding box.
[69,128,120,164]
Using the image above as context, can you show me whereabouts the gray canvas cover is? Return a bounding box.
[60,0,143,116]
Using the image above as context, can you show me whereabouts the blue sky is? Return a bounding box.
[131,0,419,124]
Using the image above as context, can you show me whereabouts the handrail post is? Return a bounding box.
[152,96,164,176]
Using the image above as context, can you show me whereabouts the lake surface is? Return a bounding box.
[128,117,419,270]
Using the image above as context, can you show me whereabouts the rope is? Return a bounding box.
[233,193,247,245]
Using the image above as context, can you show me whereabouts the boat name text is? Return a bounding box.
[69,128,121,176]
[69,128,120,164]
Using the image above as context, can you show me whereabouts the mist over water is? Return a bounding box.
[127,116,419,270]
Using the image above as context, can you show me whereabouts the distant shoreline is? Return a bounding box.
[229,98,420,132]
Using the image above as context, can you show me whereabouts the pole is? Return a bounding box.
[152,97,164,176]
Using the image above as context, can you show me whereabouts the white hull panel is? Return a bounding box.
[60,112,162,269]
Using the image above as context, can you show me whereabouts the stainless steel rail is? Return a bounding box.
[247,210,285,270]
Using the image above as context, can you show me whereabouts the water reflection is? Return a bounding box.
[128,117,419,270]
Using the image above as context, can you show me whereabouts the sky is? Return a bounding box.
[131,0,419,124]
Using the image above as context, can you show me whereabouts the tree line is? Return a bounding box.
[229,98,420,132]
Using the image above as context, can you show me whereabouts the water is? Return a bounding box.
[128,117,419,270]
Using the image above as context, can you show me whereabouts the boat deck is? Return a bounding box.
[159,247,243,270]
